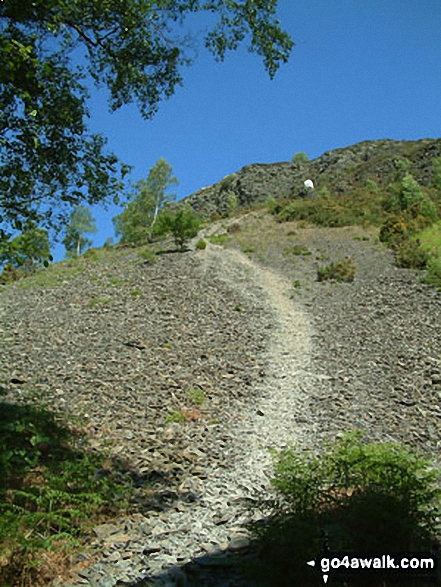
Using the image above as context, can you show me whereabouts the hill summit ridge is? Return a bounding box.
[183,137,441,217]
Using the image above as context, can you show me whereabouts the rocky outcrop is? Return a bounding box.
[183,138,441,217]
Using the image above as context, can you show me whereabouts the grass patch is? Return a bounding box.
[165,410,186,424]
[422,256,441,289]
[130,289,142,296]
[416,222,441,288]
[246,431,441,587]
[137,246,157,263]
[283,244,312,256]
[417,222,441,257]
[87,297,111,307]
[0,400,131,586]
[14,262,85,289]
[108,277,124,287]
[317,257,356,282]
[187,389,206,406]
[209,233,229,246]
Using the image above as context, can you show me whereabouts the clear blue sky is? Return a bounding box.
[53,0,441,260]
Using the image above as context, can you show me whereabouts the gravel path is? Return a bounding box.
[1,222,440,587]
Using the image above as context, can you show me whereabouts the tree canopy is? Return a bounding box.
[63,205,97,257]
[113,158,178,245]
[1,1,293,240]
[0,224,52,271]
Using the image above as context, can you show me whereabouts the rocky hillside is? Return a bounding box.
[1,214,440,586]
[183,138,441,217]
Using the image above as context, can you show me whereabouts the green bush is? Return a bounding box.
[317,257,356,282]
[160,206,201,251]
[195,239,207,250]
[422,256,441,289]
[379,215,409,246]
[379,216,431,270]
[265,196,280,214]
[383,175,439,224]
[247,432,441,587]
[291,152,309,163]
[394,239,429,269]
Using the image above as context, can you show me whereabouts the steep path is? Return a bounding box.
[140,243,320,585]
[59,244,318,587]
[195,244,317,489]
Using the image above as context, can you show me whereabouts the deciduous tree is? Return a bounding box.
[113,158,178,244]
[63,205,97,257]
[0,224,52,272]
[1,1,293,239]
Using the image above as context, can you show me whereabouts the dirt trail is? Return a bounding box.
[197,242,318,489]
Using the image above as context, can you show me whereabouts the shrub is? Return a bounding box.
[394,239,429,269]
[275,188,384,228]
[283,244,311,256]
[226,193,238,216]
[383,175,439,224]
[317,257,356,282]
[422,256,441,289]
[265,196,280,214]
[291,152,309,164]
[195,239,207,250]
[277,198,360,227]
[417,196,439,224]
[365,178,380,194]
[219,174,235,192]
[318,186,330,199]
[379,215,408,246]
[247,432,441,587]
[160,206,201,251]
[227,223,241,233]
[417,222,441,258]
[0,263,24,284]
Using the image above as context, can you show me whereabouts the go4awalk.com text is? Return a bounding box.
[307,551,438,584]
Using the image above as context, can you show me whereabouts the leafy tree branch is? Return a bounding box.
[1,0,293,239]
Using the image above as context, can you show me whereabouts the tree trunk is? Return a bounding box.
[150,203,159,230]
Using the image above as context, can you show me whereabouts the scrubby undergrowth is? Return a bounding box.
[0,394,131,587]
